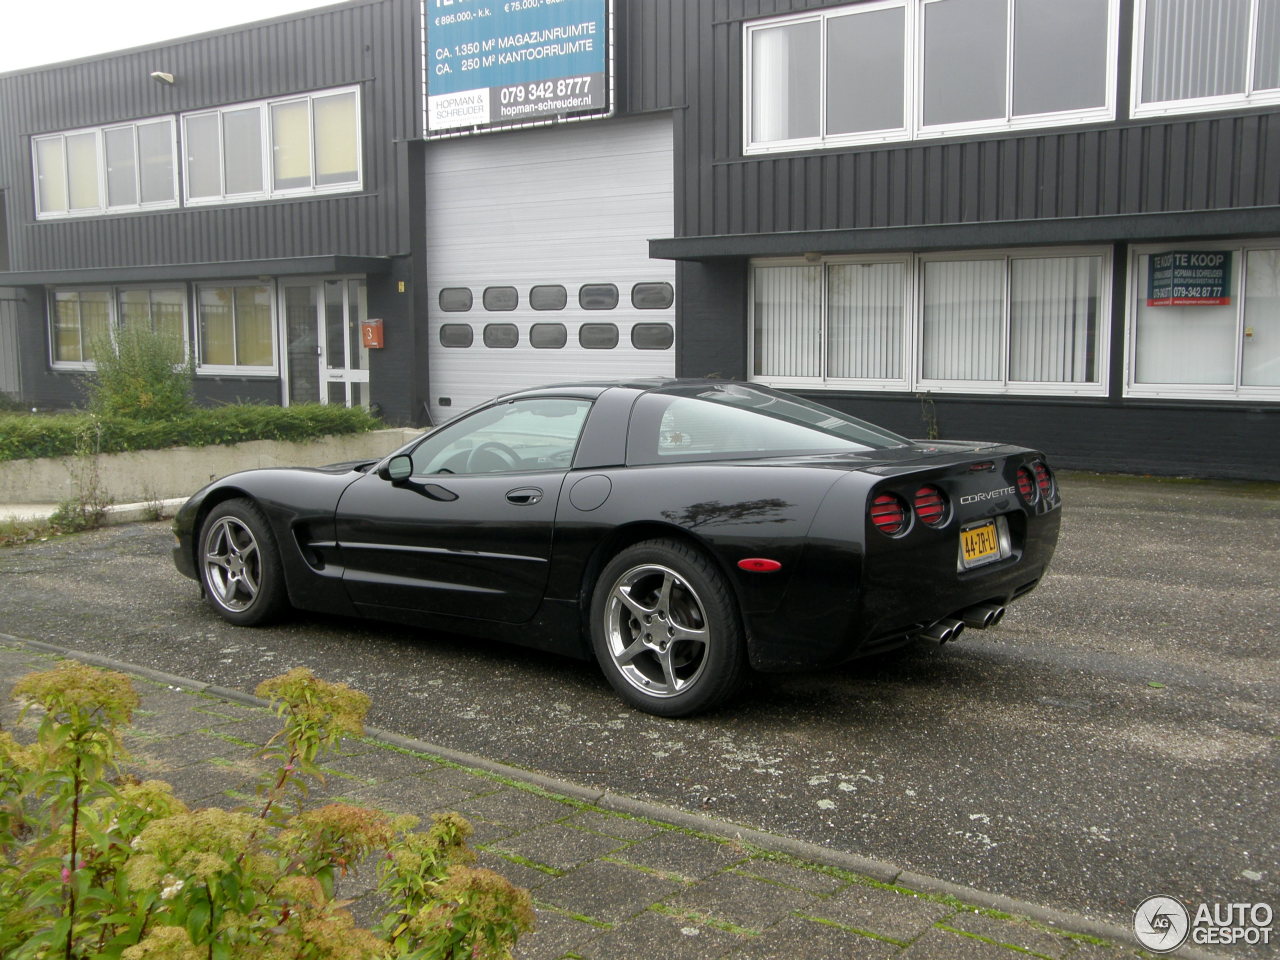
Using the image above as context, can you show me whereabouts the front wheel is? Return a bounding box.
[590,539,746,717]
[198,498,288,626]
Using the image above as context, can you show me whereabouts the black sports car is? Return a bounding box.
[173,380,1061,716]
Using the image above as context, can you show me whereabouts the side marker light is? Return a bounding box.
[738,558,782,573]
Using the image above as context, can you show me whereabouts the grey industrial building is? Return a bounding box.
[1,0,1277,479]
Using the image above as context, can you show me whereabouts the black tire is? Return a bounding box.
[197,498,289,627]
[590,539,746,717]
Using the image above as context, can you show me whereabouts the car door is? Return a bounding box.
[334,397,593,623]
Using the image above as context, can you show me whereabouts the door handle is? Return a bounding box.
[506,487,543,505]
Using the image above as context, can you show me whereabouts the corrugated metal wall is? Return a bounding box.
[0,0,419,272]
[673,0,1280,240]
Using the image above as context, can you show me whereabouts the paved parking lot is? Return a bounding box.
[0,471,1275,952]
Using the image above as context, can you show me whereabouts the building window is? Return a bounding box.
[117,287,188,355]
[183,87,361,205]
[1128,241,1280,399]
[33,118,177,218]
[1134,0,1280,117]
[49,285,189,369]
[49,290,112,367]
[750,250,1108,396]
[197,284,275,373]
[745,0,1116,153]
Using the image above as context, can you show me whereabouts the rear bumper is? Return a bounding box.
[744,506,1060,672]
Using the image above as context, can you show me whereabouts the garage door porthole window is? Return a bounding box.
[631,282,674,310]
[439,288,473,312]
[631,323,675,350]
[580,323,619,349]
[439,323,474,347]
[483,323,519,348]
[530,285,568,310]
[483,286,519,311]
[530,323,568,348]
[579,284,620,310]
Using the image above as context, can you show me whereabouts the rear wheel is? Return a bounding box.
[198,498,288,626]
[591,539,746,717]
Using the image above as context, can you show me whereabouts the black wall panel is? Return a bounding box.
[0,0,418,272]
[669,0,1280,243]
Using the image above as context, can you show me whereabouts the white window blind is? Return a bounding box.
[1243,249,1280,387]
[826,262,904,379]
[1009,256,1101,383]
[753,265,822,377]
[922,260,1004,381]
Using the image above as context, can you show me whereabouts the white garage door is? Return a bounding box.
[425,114,674,421]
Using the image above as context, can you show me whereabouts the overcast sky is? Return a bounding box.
[2,0,336,73]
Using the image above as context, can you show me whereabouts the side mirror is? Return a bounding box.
[378,454,413,483]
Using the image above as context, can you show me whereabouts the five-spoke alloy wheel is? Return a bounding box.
[591,539,745,716]
[199,498,287,626]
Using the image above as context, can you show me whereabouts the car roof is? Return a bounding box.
[493,377,728,401]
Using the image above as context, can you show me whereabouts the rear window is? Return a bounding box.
[627,384,908,464]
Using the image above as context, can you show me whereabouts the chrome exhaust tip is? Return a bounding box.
[918,618,965,644]
[960,603,1007,630]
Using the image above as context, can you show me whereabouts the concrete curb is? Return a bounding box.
[1,632,1227,959]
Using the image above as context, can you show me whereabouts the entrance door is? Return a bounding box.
[282,279,369,407]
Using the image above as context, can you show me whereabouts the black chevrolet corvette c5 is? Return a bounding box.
[173,380,1061,716]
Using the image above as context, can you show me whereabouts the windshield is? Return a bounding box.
[627,383,909,464]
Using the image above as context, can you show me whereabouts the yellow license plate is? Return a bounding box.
[961,522,1000,567]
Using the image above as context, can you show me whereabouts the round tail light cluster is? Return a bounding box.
[1015,461,1056,505]
[1016,465,1037,504]
[1034,461,1055,500]
[870,486,952,537]
[913,484,948,527]
[869,493,909,536]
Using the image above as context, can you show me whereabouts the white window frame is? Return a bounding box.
[743,0,1118,155]
[181,86,363,207]
[32,118,179,220]
[1125,239,1280,401]
[749,247,1112,397]
[48,285,193,372]
[1131,0,1280,118]
[114,284,192,362]
[195,281,280,377]
[48,288,114,371]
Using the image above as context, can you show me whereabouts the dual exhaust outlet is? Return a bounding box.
[917,603,1006,644]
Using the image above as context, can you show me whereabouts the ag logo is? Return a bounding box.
[1134,895,1191,953]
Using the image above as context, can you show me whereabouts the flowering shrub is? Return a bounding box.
[0,663,534,959]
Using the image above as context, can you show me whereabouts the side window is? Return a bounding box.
[409,397,593,475]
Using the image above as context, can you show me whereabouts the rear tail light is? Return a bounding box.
[869,493,909,536]
[1016,466,1037,505]
[913,485,948,527]
[1034,461,1055,500]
